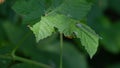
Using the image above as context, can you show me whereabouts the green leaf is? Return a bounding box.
[54,0,92,20]
[3,22,26,45]
[75,23,99,58]
[30,13,99,57]
[30,17,55,42]
[12,0,45,24]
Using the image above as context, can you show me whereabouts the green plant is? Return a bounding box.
[0,0,108,68]
[11,0,99,68]
[1,0,120,68]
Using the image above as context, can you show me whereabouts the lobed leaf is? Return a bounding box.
[30,13,99,57]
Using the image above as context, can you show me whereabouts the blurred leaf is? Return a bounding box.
[100,19,120,53]
[0,23,6,41]
[3,22,26,45]
[0,42,14,55]
[98,0,108,10]
[0,58,11,68]
[88,8,120,54]
[12,34,88,68]
[37,39,88,68]
[109,0,120,14]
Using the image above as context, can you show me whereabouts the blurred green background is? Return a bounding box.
[0,0,120,68]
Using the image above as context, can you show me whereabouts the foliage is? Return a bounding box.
[13,0,99,58]
[0,0,120,68]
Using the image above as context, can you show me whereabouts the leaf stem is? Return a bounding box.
[60,33,63,68]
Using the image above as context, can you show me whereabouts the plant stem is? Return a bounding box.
[0,32,52,68]
[0,55,51,68]
[13,55,51,68]
[60,33,63,68]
